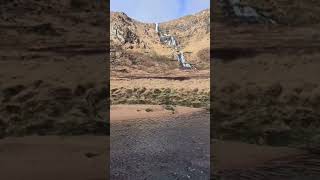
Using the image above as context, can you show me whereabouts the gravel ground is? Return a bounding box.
[110,111,210,180]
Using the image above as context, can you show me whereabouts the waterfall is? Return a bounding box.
[154,23,193,69]
[155,23,159,33]
[177,51,192,69]
[177,51,185,65]
[170,36,177,47]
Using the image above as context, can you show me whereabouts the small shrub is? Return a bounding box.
[145,108,153,112]
[164,105,175,112]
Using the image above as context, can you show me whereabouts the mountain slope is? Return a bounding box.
[110,9,210,74]
[212,0,320,147]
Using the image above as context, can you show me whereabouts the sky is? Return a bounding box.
[110,0,210,23]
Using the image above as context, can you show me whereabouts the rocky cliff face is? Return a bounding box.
[216,0,276,24]
[110,12,141,46]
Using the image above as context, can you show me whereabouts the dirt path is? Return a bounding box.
[111,105,204,122]
[0,136,108,180]
[212,140,304,171]
[215,152,320,180]
[110,105,210,179]
[213,140,320,180]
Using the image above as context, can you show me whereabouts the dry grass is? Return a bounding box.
[111,87,209,108]
[0,82,108,137]
[212,51,320,147]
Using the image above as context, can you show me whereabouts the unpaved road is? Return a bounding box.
[213,141,320,180]
[110,108,210,179]
[0,136,108,180]
[215,152,320,180]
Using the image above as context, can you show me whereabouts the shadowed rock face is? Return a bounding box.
[215,0,320,25]
[110,13,137,44]
[218,0,276,24]
[111,25,139,44]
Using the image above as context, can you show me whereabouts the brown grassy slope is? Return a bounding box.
[161,9,210,66]
[110,12,173,56]
[110,9,210,74]
[161,9,210,46]
[0,0,108,137]
[212,2,320,146]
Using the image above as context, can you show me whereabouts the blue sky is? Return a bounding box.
[111,0,210,23]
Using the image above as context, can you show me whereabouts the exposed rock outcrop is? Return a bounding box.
[218,0,276,24]
[214,0,320,25]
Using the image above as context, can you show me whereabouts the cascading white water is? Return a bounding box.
[155,24,192,69]
[170,36,177,47]
[155,23,159,33]
[177,51,185,65]
[177,51,192,69]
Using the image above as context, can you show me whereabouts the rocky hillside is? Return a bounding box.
[110,12,153,50]
[110,9,210,73]
[241,0,320,25]
[213,0,320,25]
[0,0,108,137]
[212,0,320,147]
[161,9,210,65]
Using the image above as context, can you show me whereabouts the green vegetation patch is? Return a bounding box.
[111,87,209,108]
